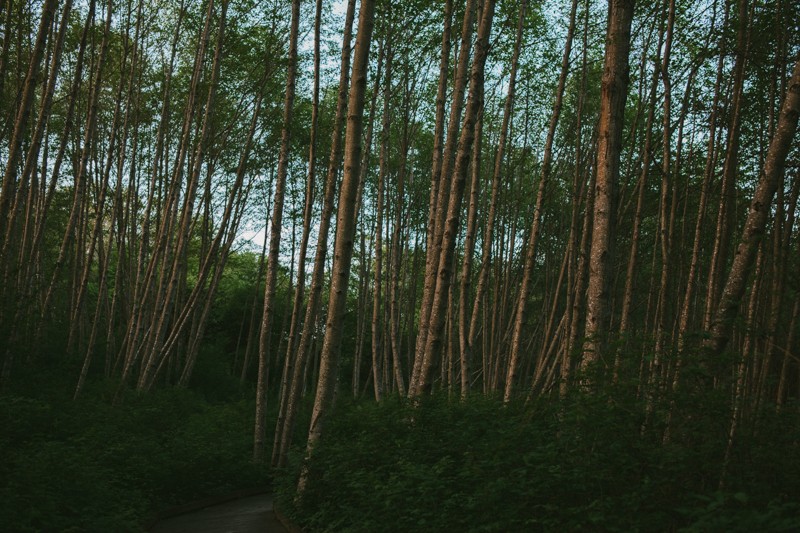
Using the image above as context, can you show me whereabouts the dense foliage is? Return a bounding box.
[0,363,272,532]
[2,0,800,530]
[277,389,800,532]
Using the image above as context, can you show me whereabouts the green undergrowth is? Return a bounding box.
[276,389,800,532]
[0,363,272,532]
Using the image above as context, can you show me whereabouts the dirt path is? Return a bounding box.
[149,493,289,533]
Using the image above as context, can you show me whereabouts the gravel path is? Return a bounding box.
[149,493,289,533]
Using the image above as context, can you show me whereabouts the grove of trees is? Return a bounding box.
[2,0,800,529]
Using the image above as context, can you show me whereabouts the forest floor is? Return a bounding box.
[149,493,287,533]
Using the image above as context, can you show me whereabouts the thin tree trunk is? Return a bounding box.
[119,0,205,395]
[241,228,269,383]
[560,0,591,397]
[755,28,794,408]
[371,35,392,401]
[0,0,58,241]
[253,0,299,464]
[458,76,484,400]
[0,1,75,376]
[351,44,384,401]
[115,0,184,392]
[272,0,323,465]
[35,0,112,358]
[703,0,749,332]
[616,27,662,348]
[505,0,575,402]
[137,0,227,391]
[388,67,414,398]
[1,0,71,282]
[720,241,764,489]
[674,0,727,381]
[776,297,799,409]
[298,0,376,494]
[422,0,454,307]
[706,58,800,357]
[275,0,357,469]
[73,18,137,396]
[644,0,675,411]
[414,0,496,398]
[177,96,261,387]
[410,0,476,395]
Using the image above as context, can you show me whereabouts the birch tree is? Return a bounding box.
[581,0,635,376]
[299,0,376,493]
[253,0,299,464]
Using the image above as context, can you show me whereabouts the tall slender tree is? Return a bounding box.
[707,59,800,357]
[273,0,323,466]
[254,0,299,464]
[581,0,635,376]
[410,0,477,396]
[274,0,357,469]
[299,0,376,493]
[413,0,496,398]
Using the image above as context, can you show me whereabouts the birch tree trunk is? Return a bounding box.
[706,59,800,357]
[253,0,299,464]
[580,0,635,377]
[413,0,495,398]
[274,0,357,469]
[298,0,376,493]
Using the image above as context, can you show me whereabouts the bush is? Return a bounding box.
[0,384,272,531]
[276,392,800,532]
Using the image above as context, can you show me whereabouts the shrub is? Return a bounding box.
[276,392,800,532]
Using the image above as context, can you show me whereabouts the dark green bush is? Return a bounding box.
[276,391,800,532]
[0,382,272,531]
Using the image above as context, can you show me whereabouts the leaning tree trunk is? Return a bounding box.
[274,0,357,469]
[458,77,484,400]
[272,0,323,465]
[31,0,112,372]
[278,0,322,415]
[505,0,576,402]
[674,0,728,384]
[0,0,58,241]
[616,29,662,349]
[706,58,800,357]
[410,0,476,395]
[298,0,376,494]
[716,58,800,489]
[413,0,496,398]
[703,0,749,332]
[253,0,299,464]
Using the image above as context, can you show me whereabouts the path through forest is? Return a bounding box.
[149,493,288,533]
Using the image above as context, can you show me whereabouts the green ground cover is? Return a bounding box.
[276,389,800,532]
[0,361,271,532]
